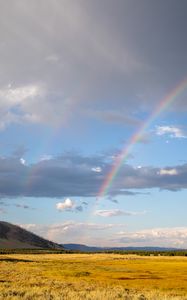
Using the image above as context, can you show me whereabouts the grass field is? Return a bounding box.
[0,253,187,299]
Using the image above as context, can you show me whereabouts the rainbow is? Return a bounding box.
[98,77,187,198]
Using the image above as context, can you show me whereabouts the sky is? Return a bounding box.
[1,0,187,248]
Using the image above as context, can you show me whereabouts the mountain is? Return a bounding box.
[63,243,103,252]
[0,221,63,249]
[62,243,179,252]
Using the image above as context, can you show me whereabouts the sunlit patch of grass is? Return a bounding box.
[0,253,187,299]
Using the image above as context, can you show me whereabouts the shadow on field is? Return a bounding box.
[118,276,161,280]
[0,257,34,263]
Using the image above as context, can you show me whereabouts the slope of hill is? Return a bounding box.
[0,221,63,249]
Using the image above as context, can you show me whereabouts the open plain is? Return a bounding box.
[0,253,187,299]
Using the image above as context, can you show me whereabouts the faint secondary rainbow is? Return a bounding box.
[98,77,187,198]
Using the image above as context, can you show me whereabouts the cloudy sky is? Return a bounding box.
[1,0,187,248]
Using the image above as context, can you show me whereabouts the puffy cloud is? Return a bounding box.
[156,126,187,138]
[56,198,84,213]
[56,198,74,211]
[20,158,26,165]
[91,167,102,173]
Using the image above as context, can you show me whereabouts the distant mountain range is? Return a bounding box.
[62,243,180,252]
[0,221,63,249]
[0,221,183,251]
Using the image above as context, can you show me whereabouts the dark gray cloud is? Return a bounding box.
[14,203,34,210]
[0,200,34,210]
[75,205,83,212]
[107,196,118,204]
[0,0,187,129]
[0,153,187,198]
[107,190,148,197]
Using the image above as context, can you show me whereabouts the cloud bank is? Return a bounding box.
[0,152,187,198]
[20,222,187,248]
[115,227,187,248]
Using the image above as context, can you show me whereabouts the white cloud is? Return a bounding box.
[0,85,40,105]
[19,224,37,231]
[56,198,86,213]
[20,223,187,248]
[0,84,43,129]
[91,167,102,173]
[56,198,74,211]
[39,154,53,161]
[116,227,187,248]
[156,126,187,138]
[20,158,26,165]
[20,221,121,246]
[94,209,145,217]
[159,168,178,176]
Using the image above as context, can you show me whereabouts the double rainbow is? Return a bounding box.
[98,78,187,198]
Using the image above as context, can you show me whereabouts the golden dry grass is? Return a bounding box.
[0,253,187,299]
